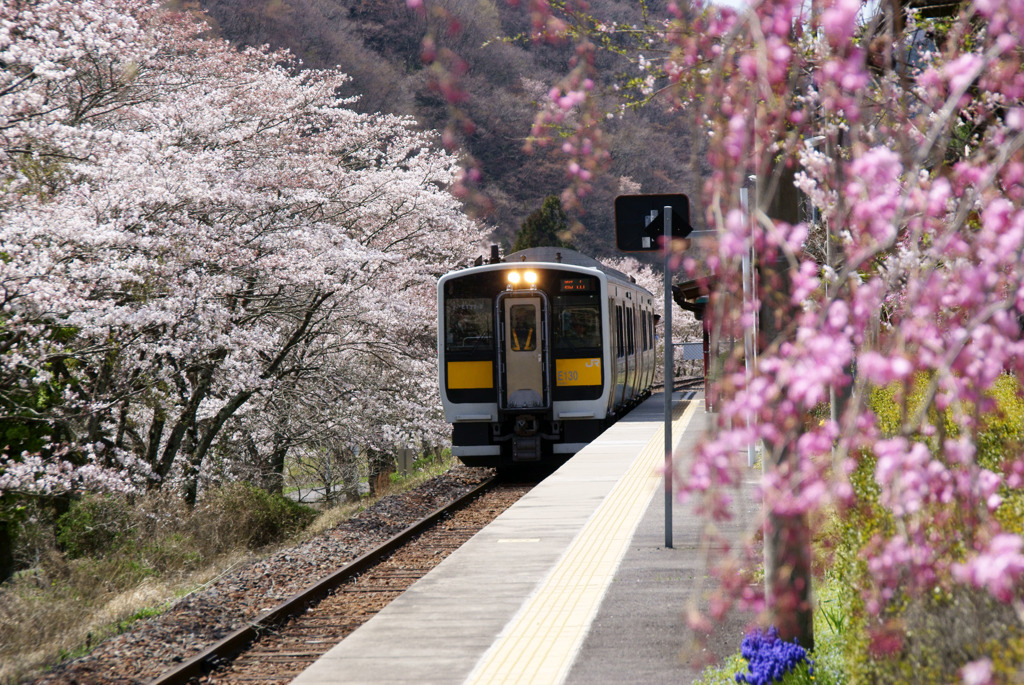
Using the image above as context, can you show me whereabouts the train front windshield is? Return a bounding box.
[445,298,493,351]
[553,301,601,351]
[444,271,602,354]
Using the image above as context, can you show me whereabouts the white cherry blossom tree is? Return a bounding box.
[0,0,484,575]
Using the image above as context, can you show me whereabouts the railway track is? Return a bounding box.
[657,375,704,393]
[32,387,691,685]
[149,479,533,685]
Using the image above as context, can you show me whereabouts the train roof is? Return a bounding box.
[492,247,636,285]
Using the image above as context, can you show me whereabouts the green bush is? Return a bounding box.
[823,373,1024,681]
[194,482,316,551]
[56,494,134,560]
[978,374,1024,472]
[843,588,1024,684]
[2,481,319,683]
[47,484,314,585]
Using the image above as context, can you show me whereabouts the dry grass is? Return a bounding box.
[301,453,455,539]
[0,485,307,684]
[303,500,369,539]
[0,452,457,684]
[0,540,259,684]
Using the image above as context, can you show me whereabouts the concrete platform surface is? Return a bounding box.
[291,392,760,685]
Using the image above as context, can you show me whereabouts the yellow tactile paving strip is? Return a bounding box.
[466,399,698,685]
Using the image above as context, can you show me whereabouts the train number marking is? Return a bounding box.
[555,358,601,386]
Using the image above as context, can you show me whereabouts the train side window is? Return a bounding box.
[629,309,636,355]
[625,308,632,356]
[445,298,493,351]
[615,306,624,358]
[641,310,648,351]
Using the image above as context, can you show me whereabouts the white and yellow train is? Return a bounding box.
[437,247,657,468]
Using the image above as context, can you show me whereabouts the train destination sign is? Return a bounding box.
[559,277,596,292]
[613,193,692,252]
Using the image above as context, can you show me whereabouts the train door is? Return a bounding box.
[499,295,548,410]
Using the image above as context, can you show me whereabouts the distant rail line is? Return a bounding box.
[655,375,704,393]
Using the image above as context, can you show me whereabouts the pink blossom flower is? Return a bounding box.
[858,352,913,384]
[820,0,862,44]
[944,54,983,94]
[953,535,1024,602]
[961,659,995,685]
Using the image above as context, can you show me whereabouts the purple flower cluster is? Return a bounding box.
[735,626,813,685]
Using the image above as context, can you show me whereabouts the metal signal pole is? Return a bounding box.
[664,205,673,549]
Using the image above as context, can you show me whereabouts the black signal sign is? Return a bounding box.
[614,194,692,252]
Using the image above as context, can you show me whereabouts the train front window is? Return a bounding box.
[553,297,600,352]
[446,298,493,351]
[509,305,537,351]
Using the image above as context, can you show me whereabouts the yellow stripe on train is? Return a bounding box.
[447,361,494,389]
[555,358,602,386]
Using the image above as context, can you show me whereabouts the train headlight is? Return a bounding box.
[524,270,538,286]
[507,271,521,286]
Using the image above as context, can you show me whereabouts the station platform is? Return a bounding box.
[291,392,761,685]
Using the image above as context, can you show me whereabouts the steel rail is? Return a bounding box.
[149,476,496,685]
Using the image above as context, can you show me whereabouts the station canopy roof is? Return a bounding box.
[672,276,715,321]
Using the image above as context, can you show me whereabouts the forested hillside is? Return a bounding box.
[193,0,700,254]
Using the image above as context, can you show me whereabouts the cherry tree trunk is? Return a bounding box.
[0,518,12,582]
[761,166,815,651]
